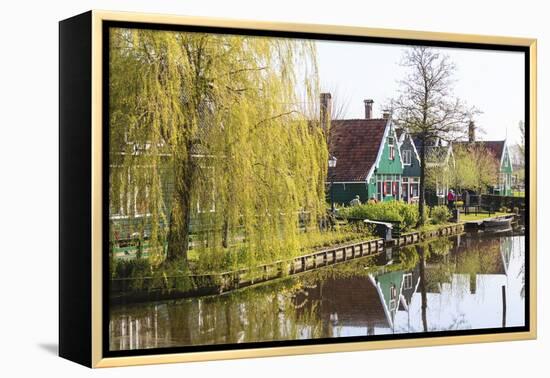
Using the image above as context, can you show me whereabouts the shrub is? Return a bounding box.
[431,205,451,225]
[338,201,419,231]
[112,257,192,292]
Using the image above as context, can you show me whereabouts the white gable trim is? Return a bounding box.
[366,118,403,182]
[405,133,421,166]
[369,274,394,329]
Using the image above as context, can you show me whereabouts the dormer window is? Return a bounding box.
[403,150,412,165]
[388,137,395,160]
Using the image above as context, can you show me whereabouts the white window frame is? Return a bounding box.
[402,150,412,165]
[388,137,395,160]
[197,166,217,214]
[403,273,413,289]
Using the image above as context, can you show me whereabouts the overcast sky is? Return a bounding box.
[315,40,525,146]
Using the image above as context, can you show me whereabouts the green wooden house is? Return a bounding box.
[454,122,513,196]
[397,131,421,204]
[486,141,513,196]
[427,142,455,205]
[328,102,404,204]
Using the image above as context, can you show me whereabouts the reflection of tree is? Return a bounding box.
[448,314,471,330]
[429,238,452,257]
[417,245,428,332]
[519,263,525,299]
[398,246,420,271]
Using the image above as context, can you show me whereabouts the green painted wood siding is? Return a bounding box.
[400,136,421,178]
[376,129,403,175]
[376,270,404,315]
[329,183,369,205]
[498,147,513,196]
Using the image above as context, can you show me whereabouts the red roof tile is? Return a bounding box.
[328,118,388,182]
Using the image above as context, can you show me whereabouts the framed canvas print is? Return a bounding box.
[59,10,537,368]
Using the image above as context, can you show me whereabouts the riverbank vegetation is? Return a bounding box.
[337,201,421,231]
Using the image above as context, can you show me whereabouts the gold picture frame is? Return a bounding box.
[59,10,537,368]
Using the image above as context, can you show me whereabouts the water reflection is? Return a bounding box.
[110,233,525,350]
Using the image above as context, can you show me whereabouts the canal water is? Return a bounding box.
[109,232,526,351]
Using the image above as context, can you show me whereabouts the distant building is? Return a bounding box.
[327,97,404,204]
[426,142,455,205]
[409,134,455,206]
[455,121,513,196]
[397,131,421,204]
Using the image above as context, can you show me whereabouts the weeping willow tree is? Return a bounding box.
[109,28,327,271]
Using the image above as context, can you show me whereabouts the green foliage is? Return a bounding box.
[338,201,419,231]
[112,257,196,293]
[398,245,420,271]
[193,226,374,274]
[431,205,451,224]
[109,28,327,274]
[429,237,453,256]
[451,144,499,193]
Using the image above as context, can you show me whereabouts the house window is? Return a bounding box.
[411,183,419,198]
[402,150,412,165]
[389,137,396,160]
[388,137,395,160]
[389,284,398,311]
[197,166,216,213]
[109,170,151,219]
[385,181,392,196]
[403,273,413,289]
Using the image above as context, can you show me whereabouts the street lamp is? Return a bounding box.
[328,155,337,213]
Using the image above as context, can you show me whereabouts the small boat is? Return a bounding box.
[483,217,513,232]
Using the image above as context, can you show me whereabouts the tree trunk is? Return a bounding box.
[418,136,427,225]
[166,155,196,263]
[418,245,428,332]
[222,218,230,249]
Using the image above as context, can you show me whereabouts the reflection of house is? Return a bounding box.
[373,270,404,324]
[327,97,404,204]
[295,275,392,335]
[399,266,421,310]
[455,122,513,196]
[397,131,421,204]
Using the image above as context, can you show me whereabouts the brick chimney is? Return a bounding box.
[468,121,476,142]
[364,99,374,119]
[320,92,332,133]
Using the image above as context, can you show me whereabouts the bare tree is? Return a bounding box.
[391,47,478,225]
[322,84,351,120]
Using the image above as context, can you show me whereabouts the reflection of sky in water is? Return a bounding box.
[110,234,525,351]
[331,236,525,337]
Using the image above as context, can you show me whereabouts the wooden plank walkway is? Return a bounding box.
[217,238,384,293]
